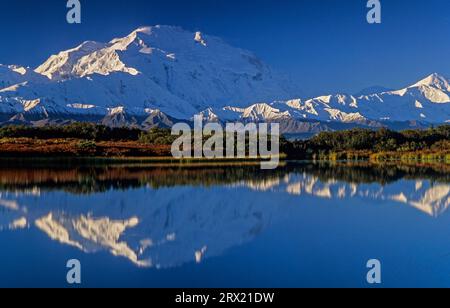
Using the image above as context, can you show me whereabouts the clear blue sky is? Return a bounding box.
[1,0,449,96]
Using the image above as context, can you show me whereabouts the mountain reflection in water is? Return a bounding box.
[0,161,448,269]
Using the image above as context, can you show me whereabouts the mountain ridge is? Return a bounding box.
[0,25,448,132]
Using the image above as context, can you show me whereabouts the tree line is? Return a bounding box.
[283,125,450,160]
[0,123,449,160]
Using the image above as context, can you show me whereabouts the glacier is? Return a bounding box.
[0,25,448,131]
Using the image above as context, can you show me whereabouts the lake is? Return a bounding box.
[0,160,448,287]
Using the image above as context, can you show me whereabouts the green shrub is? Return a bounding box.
[77,140,97,151]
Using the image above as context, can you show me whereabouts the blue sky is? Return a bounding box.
[1,0,449,96]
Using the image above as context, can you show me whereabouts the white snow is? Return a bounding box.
[0,25,292,120]
[194,31,207,46]
[0,26,448,125]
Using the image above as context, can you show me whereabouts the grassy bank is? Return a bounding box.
[310,150,450,163]
[0,137,172,157]
[0,136,285,164]
[0,123,448,164]
[284,125,450,163]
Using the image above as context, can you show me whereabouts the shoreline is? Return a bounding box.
[0,155,447,167]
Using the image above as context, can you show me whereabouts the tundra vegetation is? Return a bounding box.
[0,123,448,162]
[283,125,450,162]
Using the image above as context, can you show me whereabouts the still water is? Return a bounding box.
[0,161,448,287]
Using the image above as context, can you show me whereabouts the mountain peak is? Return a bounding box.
[4,25,295,120]
[411,73,450,91]
[133,26,152,34]
[35,40,106,79]
[109,25,210,53]
[129,25,184,36]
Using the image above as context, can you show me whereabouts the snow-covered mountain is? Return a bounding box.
[0,25,448,131]
[195,73,450,127]
[0,26,295,122]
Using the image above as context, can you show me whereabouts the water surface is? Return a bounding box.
[0,161,449,287]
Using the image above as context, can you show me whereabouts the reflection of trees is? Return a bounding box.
[303,162,450,185]
[0,161,447,194]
